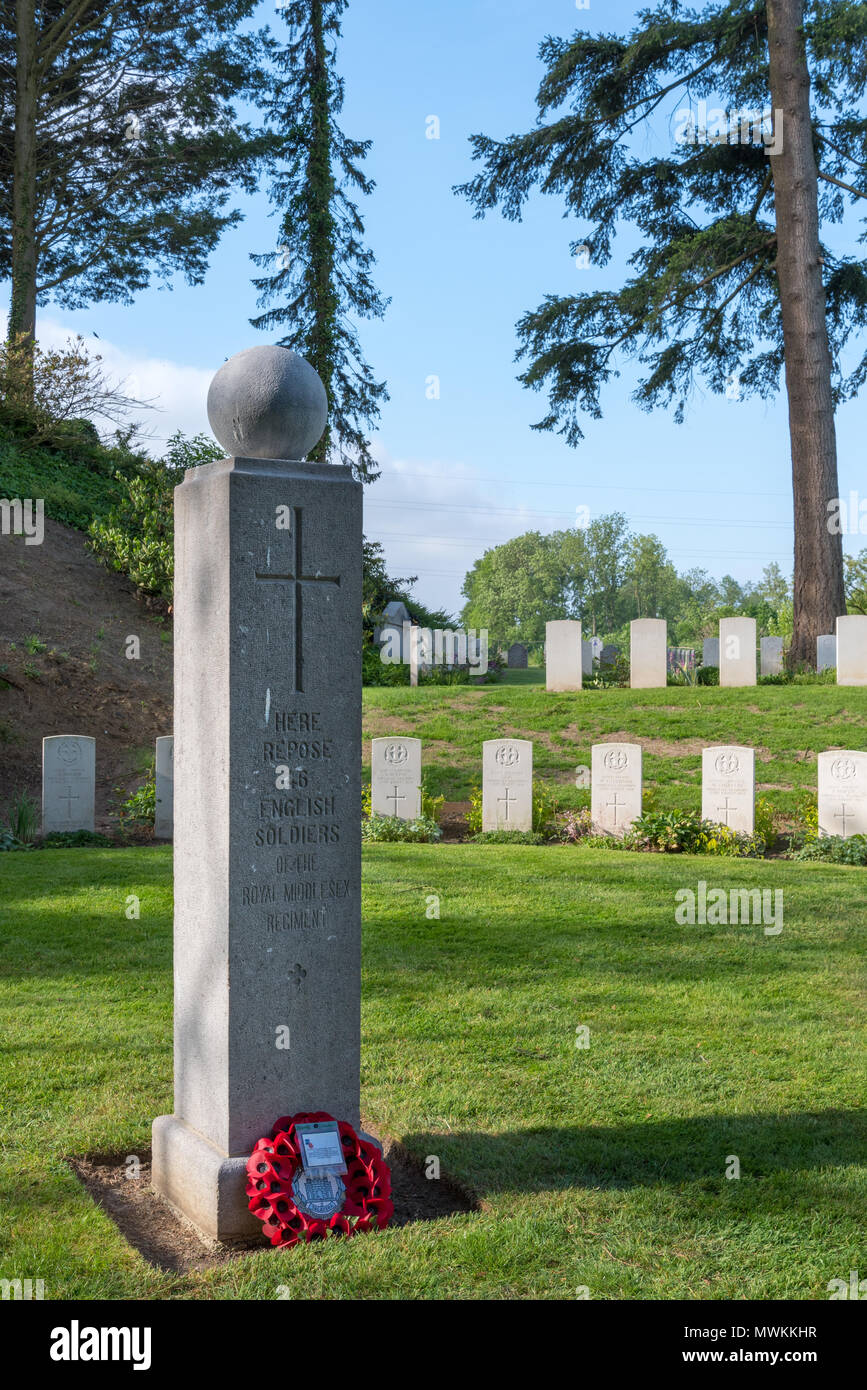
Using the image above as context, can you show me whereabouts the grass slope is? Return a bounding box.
[363,676,867,822]
[0,845,864,1299]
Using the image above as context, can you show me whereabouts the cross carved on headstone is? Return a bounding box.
[834,802,853,836]
[716,797,735,826]
[58,786,80,817]
[254,507,340,694]
[498,787,516,821]
[606,791,625,824]
[386,786,406,816]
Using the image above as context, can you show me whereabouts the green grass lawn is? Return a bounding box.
[1,844,864,1299]
[363,681,867,824]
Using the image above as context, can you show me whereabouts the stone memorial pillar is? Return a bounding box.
[152,345,362,1241]
[154,735,174,841]
[42,735,96,835]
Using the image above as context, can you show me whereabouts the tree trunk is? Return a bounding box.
[767,0,845,667]
[9,0,39,395]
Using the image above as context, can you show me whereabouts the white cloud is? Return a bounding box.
[19,314,213,451]
[363,446,561,617]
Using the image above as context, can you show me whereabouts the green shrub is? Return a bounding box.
[790,835,867,865]
[466,784,483,835]
[697,665,719,686]
[361,813,442,843]
[363,644,408,686]
[116,766,156,828]
[421,778,445,825]
[625,810,709,853]
[39,830,114,848]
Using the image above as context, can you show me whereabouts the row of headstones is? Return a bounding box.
[541,615,867,690]
[373,737,867,838]
[40,734,174,838]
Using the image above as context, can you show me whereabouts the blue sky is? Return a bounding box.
[15,0,866,619]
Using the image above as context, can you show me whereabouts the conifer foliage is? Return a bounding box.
[251,0,388,481]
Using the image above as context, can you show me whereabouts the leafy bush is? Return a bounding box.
[363,643,408,686]
[754,796,777,851]
[532,782,560,834]
[421,778,445,825]
[698,825,767,858]
[625,810,708,853]
[361,813,442,843]
[39,830,114,848]
[466,784,483,835]
[558,807,593,842]
[793,790,819,844]
[116,766,156,828]
[697,665,719,686]
[790,835,867,865]
[88,432,222,599]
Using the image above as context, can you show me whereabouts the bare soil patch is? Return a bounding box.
[0,520,172,826]
[67,1130,476,1273]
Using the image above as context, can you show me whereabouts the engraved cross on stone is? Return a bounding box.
[58,786,80,818]
[386,786,406,816]
[716,797,735,826]
[606,791,625,824]
[834,802,853,836]
[498,787,516,821]
[254,507,340,694]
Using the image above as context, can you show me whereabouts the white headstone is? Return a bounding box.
[719,617,757,687]
[760,636,784,676]
[42,735,96,834]
[546,620,582,691]
[482,739,533,831]
[702,637,720,668]
[154,736,174,841]
[818,750,867,838]
[816,634,836,672]
[591,743,642,835]
[701,746,755,834]
[629,619,666,688]
[371,737,422,820]
[836,615,867,686]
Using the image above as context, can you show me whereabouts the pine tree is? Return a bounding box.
[456,0,867,666]
[251,0,388,481]
[0,0,272,384]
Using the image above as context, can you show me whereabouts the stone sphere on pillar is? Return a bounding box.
[206,344,328,461]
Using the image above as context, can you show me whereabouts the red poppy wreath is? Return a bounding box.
[246,1110,394,1247]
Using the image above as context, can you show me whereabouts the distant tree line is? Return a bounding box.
[460,512,799,651]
